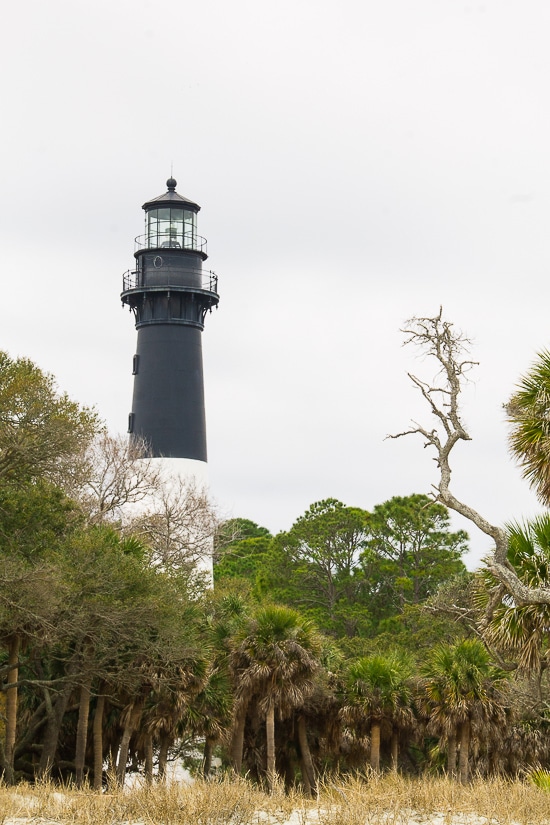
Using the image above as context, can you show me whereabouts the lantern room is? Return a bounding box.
[134,177,207,257]
[146,206,197,249]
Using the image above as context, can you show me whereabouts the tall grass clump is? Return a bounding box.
[527,766,550,793]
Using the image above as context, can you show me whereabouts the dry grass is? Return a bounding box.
[317,773,550,825]
[0,773,548,825]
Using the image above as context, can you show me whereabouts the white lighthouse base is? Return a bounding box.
[153,457,210,487]
[138,456,214,586]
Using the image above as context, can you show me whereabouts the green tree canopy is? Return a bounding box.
[214,535,272,588]
[360,494,468,628]
[0,352,100,486]
[213,518,273,593]
[267,499,369,637]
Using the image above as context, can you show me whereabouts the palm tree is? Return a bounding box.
[480,515,550,676]
[179,664,233,778]
[203,587,250,776]
[421,639,507,784]
[230,604,323,792]
[340,651,414,772]
[507,350,550,506]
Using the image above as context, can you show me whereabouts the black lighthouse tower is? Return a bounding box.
[121,178,219,462]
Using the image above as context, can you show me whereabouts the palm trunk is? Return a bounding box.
[266,702,276,792]
[38,681,73,778]
[144,733,153,783]
[75,674,92,786]
[458,719,471,785]
[370,721,381,772]
[108,738,118,776]
[158,730,171,781]
[390,727,399,770]
[4,634,20,785]
[297,714,316,795]
[302,763,311,796]
[92,692,105,790]
[230,702,247,774]
[39,643,84,779]
[203,737,214,779]
[447,731,457,777]
[116,699,143,785]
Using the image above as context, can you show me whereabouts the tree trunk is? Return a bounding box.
[266,702,276,792]
[487,744,499,777]
[108,738,119,777]
[144,733,153,783]
[297,714,316,795]
[75,674,92,786]
[302,763,311,796]
[4,634,20,785]
[458,719,471,785]
[230,702,247,774]
[158,730,171,781]
[447,731,457,777]
[39,643,84,779]
[390,727,399,771]
[38,681,73,778]
[370,721,381,772]
[92,692,105,791]
[116,699,143,785]
[203,737,214,779]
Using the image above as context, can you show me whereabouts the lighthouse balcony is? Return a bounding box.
[122,268,218,295]
[134,232,207,255]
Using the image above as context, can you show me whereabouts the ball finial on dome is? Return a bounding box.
[166,177,177,191]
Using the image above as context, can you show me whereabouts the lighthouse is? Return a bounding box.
[121,178,219,478]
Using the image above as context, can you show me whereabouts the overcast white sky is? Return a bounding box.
[3,0,550,568]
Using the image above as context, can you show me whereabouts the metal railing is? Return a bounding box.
[134,233,208,254]
[122,269,218,294]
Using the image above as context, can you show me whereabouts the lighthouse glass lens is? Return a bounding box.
[170,209,184,247]
[146,207,197,249]
[147,210,158,248]
[157,208,171,247]
[184,210,196,248]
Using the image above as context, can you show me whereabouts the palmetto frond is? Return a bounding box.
[341,651,414,729]
[230,603,323,716]
[421,639,507,731]
[481,516,550,674]
[507,350,550,507]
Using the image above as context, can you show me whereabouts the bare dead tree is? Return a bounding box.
[390,308,550,607]
[130,475,218,576]
[65,432,162,526]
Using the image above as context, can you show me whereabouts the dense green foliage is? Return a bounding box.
[360,494,468,625]
[0,352,99,484]
[216,496,468,645]
[2,349,550,790]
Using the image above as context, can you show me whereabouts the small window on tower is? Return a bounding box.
[132,354,139,375]
[128,413,135,434]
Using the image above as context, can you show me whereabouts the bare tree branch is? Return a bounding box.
[390,309,550,607]
[65,433,161,526]
[130,475,218,582]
